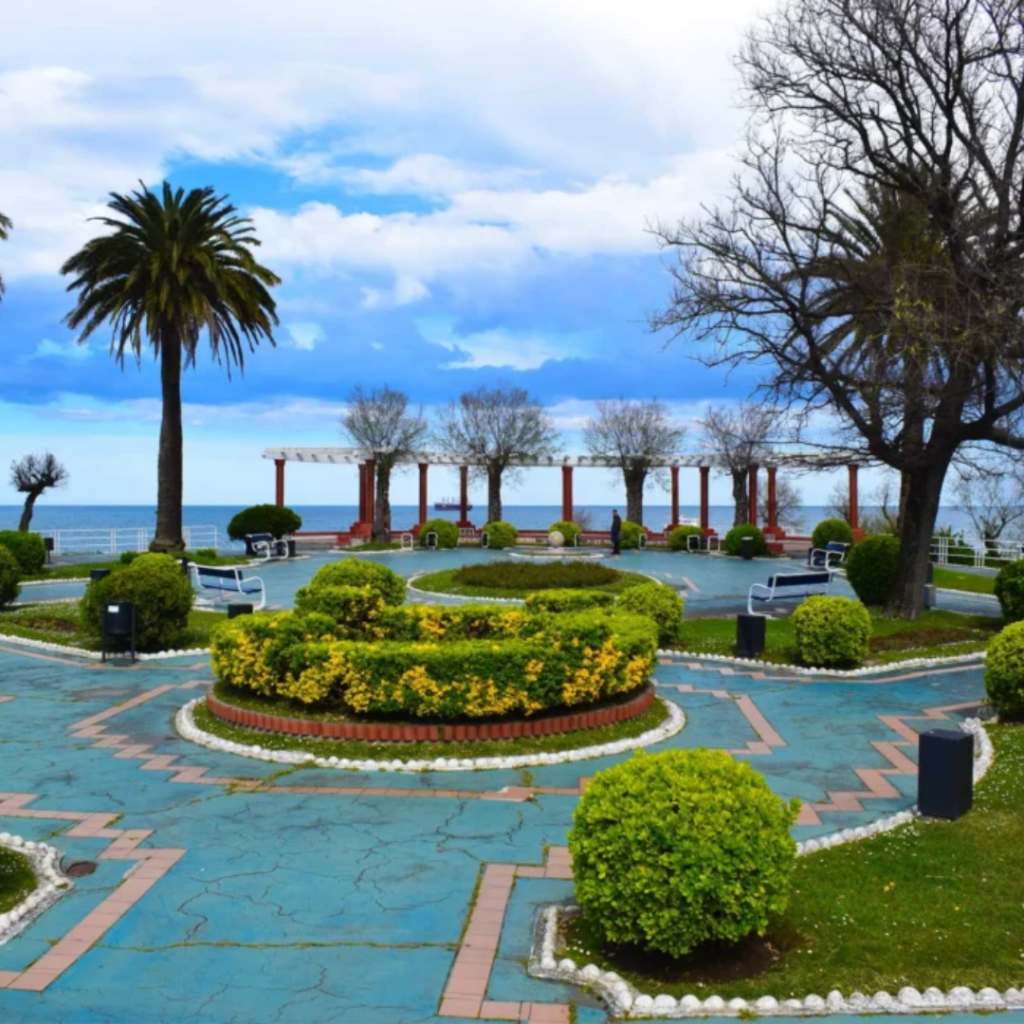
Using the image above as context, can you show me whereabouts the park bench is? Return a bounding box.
[191,564,266,611]
[246,533,290,560]
[808,541,849,569]
[747,570,832,616]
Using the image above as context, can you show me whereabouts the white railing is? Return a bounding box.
[930,534,1024,568]
[38,525,227,556]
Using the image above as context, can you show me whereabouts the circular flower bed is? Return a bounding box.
[411,560,653,599]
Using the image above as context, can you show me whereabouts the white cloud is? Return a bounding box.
[26,338,93,361]
[332,154,533,197]
[285,322,326,351]
[417,321,578,371]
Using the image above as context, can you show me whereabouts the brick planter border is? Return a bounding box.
[206,684,656,744]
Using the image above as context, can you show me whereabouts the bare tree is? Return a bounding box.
[952,463,1024,547]
[11,453,69,532]
[653,0,1024,617]
[758,475,804,532]
[436,384,559,524]
[824,480,861,529]
[342,385,428,542]
[700,404,775,526]
[583,399,686,524]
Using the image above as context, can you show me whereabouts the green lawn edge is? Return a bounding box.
[0,846,37,915]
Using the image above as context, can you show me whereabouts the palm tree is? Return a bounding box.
[62,183,280,552]
[0,211,11,303]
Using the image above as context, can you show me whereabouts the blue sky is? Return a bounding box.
[0,0,878,510]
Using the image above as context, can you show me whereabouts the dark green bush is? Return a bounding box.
[119,550,140,565]
[791,595,871,667]
[0,531,47,574]
[984,621,1024,721]
[419,518,459,549]
[723,524,768,557]
[619,520,645,550]
[994,560,1024,623]
[523,589,616,613]
[80,553,194,652]
[811,518,855,551]
[0,545,21,608]
[299,558,406,607]
[568,749,799,958]
[668,525,705,552]
[846,535,901,605]
[549,520,582,546]
[193,548,218,562]
[617,582,684,645]
[482,521,518,549]
[452,560,620,591]
[227,504,302,541]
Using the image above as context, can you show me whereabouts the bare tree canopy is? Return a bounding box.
[953,458,1024,545]
[758,475,804,532]
[652,0,1024,617]
[701,403,776,526]
[11,452,69,532]
[583,398,687,524]
[342,385,428,541]
[435,383,559,524]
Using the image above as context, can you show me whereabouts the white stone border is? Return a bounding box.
[0,632,210,661]
[529,719,999,1019]
[175,694,686,773]
[0,834,71,947]
[19,578,89,587]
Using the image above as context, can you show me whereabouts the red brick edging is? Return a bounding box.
[206,684,656,743]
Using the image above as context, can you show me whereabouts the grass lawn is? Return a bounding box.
[564,723,1023,999]
[672,609,1000,666]
[0,846,36,914]
[411,566,652,600]
[933,567,997,595]
[0,603,226,651]
[24,551,250,582]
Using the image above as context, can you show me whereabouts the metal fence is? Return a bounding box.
[38,525,227,556]
[930,534,1024,568]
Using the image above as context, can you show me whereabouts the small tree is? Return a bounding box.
[952,461,1024,549]
[583,399,686,525]
[436,384,559,524]
[342,385,428,542]
[701,404,775,526]
[10,453,68,532]
[758,475,803,532]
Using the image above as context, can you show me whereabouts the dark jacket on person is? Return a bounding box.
[610,514,622,542]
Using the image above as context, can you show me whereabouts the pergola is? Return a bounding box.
[263,447,866,539]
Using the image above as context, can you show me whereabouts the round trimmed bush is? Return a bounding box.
[569,749,799,958]
[994,559,1024,623]
[846,535,901,605]
[668,524,705,552]
[723,524,768,557]
[811,518,855,552]
[227,504,302,541]
[619,520,645,550]
[0,545,21,608]
[419,518,459,549]
[294,584,386,637]
[482,521,518,549]
[617,582,684,645]
[524,589,616,613]
[79,553,194,652]
[301,558,406,607]
[0,531,47,574]
[791,595,871,667]
[549,520,582,546]
[984,621,1024,721]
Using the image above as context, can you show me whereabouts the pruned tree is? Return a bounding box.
[435,384,559,524]
[342,385,428,541]
[758,475,804,532]
[700,404,775,526]
[952,461,1024,548]
[652,0,1024,617]
[0,211,11,303]
[583,398,686,524]
[11,453,68,532]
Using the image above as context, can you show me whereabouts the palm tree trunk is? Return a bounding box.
[150,334,185,552]
[18,491,39,532]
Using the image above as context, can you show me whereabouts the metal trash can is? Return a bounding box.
[287,539,297,558]
[918,729,974,819]
[102,602,136,663]
[228,603,254,619]
[740,536,755,560]
[736,613,766,658]
[44,536,54,562]
[90,569,111,582]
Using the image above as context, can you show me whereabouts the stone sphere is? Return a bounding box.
[548,530,566,547]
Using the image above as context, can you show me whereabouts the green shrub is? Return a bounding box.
[452,560,620,591]
[668,524,705,552]
[79,553,194,652]
[549,520,582,546]
[791,595,871,667]
[984,621,1024,721]
[294,584,387,637]
[569,749,799,959]
[811,518,855,551]
[619,520,645,550]
[227,504,302,541]
[846,535,901,605]
[0,531,47,574]
[994,560,1024,623]
[119,550,140,565]
[482,521,518,549]
[523,589,616,613]
[300,558,406,607]
[419,518,460,549]
[0,545,21,608]
[193,548,218,562]
[617,582,684,645]
[723,524,768,557]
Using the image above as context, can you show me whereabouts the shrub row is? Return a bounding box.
[0,531,47,574]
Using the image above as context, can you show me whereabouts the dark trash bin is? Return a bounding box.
[736,613,766,658]
[90,569,111,582]
[228,603,254,619]
[740,536,755,561]
[102,601,136,663]
[287,539,297,558]
[44,537,54,562]
[918,729,974,820]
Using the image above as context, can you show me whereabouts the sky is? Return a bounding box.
[0,0,882,511]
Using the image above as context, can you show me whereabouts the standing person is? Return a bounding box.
[610,510,622,556]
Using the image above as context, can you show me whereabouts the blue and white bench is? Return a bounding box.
[808,541,849,569]
[748,570,832,616]
[192,564,266,611]
[246,533,289,561]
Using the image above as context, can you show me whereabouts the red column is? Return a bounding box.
[848,463,861,536]
[766,465,778,535]
[274,458,285,507]
[699,466,710,533]
[748,464,759,527]
[418,463,429,526]
[365,459,376,529]
[561,466,574,523]
[458,466,470,527]
[670,466,680,528]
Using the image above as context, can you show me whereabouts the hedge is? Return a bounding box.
[994,559,1024,623]
[0,532,47,575]
[419,518,459,549]
[482,521,518,549]
[811,518,855,551]
[296,558,406,608]
[617,582,684,645]
[791,595,871,667]
[668,524,705,552]
[80,553,194,652]
[549,521,582,546]
[523,589,616,613]
[846,535,901,605]
[0,545,20,608]
[294,584,387,638]
[723,524,768,556]
[619,521,645,550]
[985,621,1024,721]
[568,749,799,958]
[451,560,619,591]
[227,504,302,541]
